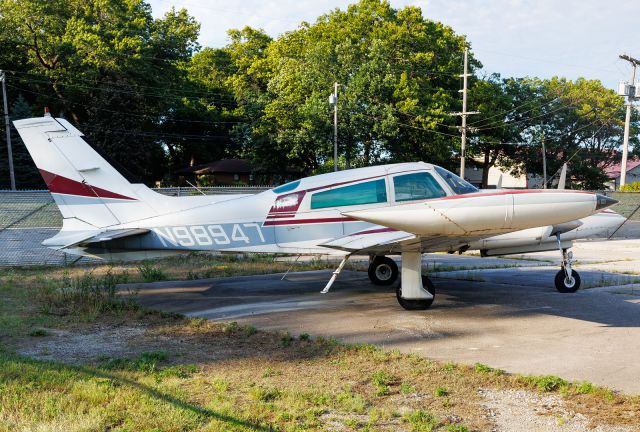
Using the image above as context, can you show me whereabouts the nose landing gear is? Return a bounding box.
[554,234,580,293]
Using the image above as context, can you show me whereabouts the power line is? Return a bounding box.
[475,103,574,132]
[467,96,561,128]
[6,83,245,126]
[7,72,238,104]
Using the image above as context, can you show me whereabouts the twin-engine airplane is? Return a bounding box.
[14,114,623,310]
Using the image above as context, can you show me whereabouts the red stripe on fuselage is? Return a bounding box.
[263,217,356,226]
[354,227,398,235]
[38,169,136,200]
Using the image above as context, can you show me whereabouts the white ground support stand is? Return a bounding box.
[320,255,350,294]
[399,251,433,300]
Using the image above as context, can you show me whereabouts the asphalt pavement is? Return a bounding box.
[132,239,640,395]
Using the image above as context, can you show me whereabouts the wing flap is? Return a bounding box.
[319,228,416,253]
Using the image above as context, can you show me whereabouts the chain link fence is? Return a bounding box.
[1,188,639,268]
[0,186,270,267]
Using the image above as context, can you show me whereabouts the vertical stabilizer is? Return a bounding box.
[13,116,161,228]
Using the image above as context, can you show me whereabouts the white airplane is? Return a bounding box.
[14,114,624,310]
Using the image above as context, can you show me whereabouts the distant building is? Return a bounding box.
[174,159,302,186]
[465,160,529,189]
[603,159,640,190]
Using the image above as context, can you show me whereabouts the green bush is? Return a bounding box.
[620,182,640,191]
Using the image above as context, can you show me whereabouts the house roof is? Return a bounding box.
[603,159,640,179]
[175,159,253,175]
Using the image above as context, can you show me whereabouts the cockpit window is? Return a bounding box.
[393,172,446,202]
[272,180,300,194]
[434,166,478,195]
[310,179,387,209]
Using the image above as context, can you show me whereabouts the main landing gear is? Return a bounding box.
[368,253,435,310]
[554,234,581,293]
[367,256,399,286]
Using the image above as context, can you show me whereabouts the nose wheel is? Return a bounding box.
[555,234,580,293]
[396,275,436,310]
[368,256,399,286]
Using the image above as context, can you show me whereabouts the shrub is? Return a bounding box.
[621,182,640,192]
[137,262,167,282]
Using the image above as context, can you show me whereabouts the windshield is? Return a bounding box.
[434,166,478,195]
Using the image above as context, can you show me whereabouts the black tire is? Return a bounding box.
[396,275,436,310]
[555,269,581,293]
[368,256,399,286]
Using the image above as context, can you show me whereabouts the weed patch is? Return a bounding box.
[371,370,395,396]
[36,268,134,319]
[28,328,48,337]
[98,351,169,373]
[403,410,438,431]
[137,261,167,282]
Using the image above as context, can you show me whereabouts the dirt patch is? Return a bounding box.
[480,389,635,432]
[16,324,177,364]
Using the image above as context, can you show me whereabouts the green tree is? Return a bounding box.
[0,0,203,183]
[226,0,473,174]
[515,78,632,189]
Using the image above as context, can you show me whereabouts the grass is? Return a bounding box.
[1,262,640,431]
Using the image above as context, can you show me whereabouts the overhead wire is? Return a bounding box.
[6,82,245,126]
[6,71,239,104]
[6,83,242,139]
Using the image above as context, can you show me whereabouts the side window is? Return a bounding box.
[310,179,387,209]
[393,172,446,202]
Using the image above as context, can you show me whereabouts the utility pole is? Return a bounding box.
[541,134,547,189]
[619,54,639,189]
[0,70,15,190]
[329,82,339,172]
[450,48,479,180]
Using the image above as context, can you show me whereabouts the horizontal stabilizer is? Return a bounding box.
[43,228,149,249]
[82,228,150,244]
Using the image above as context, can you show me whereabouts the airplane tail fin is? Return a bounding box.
[13,115,164,229]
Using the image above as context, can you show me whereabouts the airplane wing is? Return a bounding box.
[319,226,489,255]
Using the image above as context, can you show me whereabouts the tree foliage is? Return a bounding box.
[0,0,635,189]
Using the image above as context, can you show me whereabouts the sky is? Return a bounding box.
[148,0,639,90]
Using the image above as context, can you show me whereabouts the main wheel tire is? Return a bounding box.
[555,269,581,293]
[368,256,399,286]
[396,275,436,310]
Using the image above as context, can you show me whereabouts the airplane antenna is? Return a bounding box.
[185,180,206,195]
